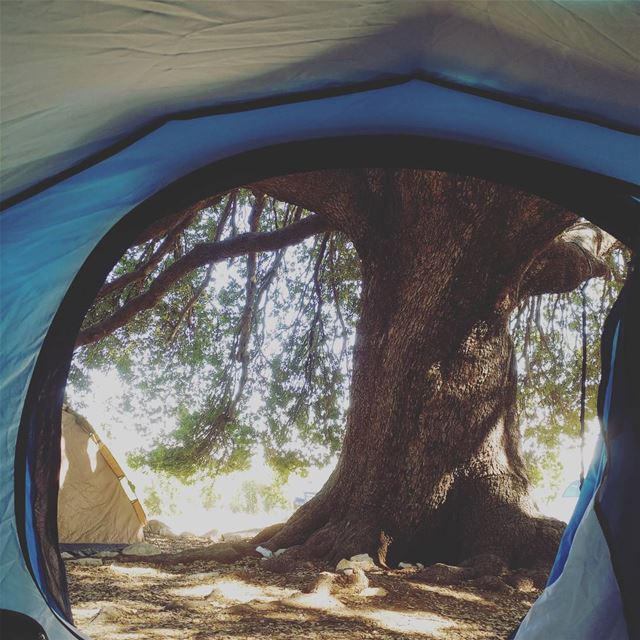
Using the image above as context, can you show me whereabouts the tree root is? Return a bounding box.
[112,541,260,565]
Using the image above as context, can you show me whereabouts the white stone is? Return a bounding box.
[122,542,162,556]
[274,548,287,557]
[359,587,388,597]
[204,528,221,542]
[416,563,425,570]
[350,553,372,563]
[95,550,119,558]
[61,552,74,560]
[73,557,102,566]
[337,554,377,572]
[255,546,273,558]
[350,553,377,570]
[222,533,243,542]
[398,562,415,569]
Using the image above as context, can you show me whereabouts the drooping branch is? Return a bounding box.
[76,213,333,347]
[233,195,265,401]
[519,222,618,299]
[167,265,213,343]
[327,235,350,364]
[305,233,329,381]
[252,247,287,358]
[99,194,236,301]
[166,193,238,342]
[182,199,287,465]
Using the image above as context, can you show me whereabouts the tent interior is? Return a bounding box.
[1,3,638,640]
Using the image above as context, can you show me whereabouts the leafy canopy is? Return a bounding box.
[72,191,359,481]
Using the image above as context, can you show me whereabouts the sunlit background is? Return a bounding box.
[67,367,598,536]
[68,368,333,536]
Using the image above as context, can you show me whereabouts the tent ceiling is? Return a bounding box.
[1,0,639,202]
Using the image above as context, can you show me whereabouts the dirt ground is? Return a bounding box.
[66,534,542,640]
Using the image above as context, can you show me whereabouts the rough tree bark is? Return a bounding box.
[251,169,610,569]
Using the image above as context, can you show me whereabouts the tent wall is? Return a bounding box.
[514,268,640,638]
[0,3,639,637]
[58,409,145,545]
[1,94,638,637]
[2,2,638,204]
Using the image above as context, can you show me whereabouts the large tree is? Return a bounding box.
[72,170,621,569]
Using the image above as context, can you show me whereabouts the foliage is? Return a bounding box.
[141,477,181,517]
[229,479,290,514]
[512,248,629,493]
[70,186,630,494]
[142,486,163,516]
[71,191,360,481]
[200,484,222,510]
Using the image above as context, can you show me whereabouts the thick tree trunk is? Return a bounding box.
[257,170,578,569]
[266,269,558,568]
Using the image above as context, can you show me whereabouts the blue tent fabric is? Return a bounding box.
[546,434,608,587]
[1,3,639,638]
[514,265,640,639]
[514,271,640,640]
[546,309,622,588]
[594,266,640,634]
[2,1,639,203]
[514,497,629,640]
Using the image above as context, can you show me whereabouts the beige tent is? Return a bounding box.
[58,407,146,544]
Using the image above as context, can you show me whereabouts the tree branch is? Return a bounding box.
[167,265,213,344]
[132,195,223,246]
[99,193,238,302]
[166,192,241,342]
[251,171,370,242]
[519,222,617,299]
[233,195,265,402]
[98,220,189,300]
[76,214,333,348]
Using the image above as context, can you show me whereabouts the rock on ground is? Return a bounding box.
[302,572,337,595]
[122,542,162,556]
[72,558,102,567]
[203,528,221,542]
[336,553,377,572]
[468,575,514,594]
[417,563,472,585]
[144,519,175,537]
[337,567,369,594]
